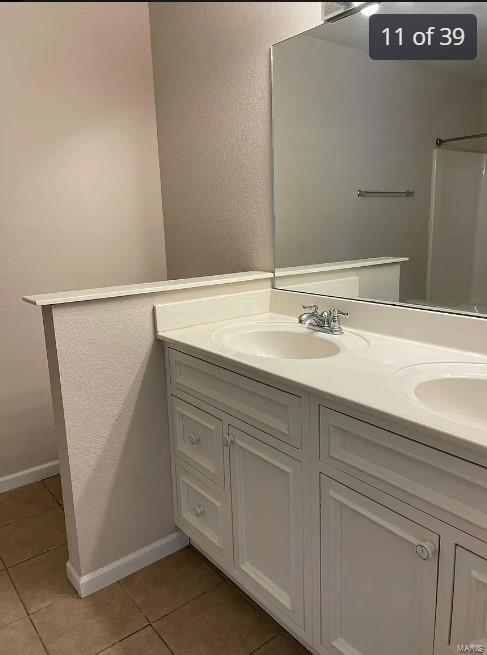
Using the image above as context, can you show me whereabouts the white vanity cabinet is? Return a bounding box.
[163,344,487,655]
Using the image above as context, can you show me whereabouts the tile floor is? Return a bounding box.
[0,476,310,654]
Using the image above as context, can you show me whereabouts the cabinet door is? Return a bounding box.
[450,547,487,653]
[320,475,438,655]
[229,426,305,628]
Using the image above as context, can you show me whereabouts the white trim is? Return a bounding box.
[0,460,59,493]
[23,271,273,306]
[66,530,189,598]
[275,258,409,278]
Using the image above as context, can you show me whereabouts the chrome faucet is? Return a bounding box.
[298,305,349,335]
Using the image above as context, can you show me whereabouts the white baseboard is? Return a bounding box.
[0,460,60,493]
[66,530,189,598]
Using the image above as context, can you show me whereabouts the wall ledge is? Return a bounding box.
[23,271,273,307]
[275,257,409,278]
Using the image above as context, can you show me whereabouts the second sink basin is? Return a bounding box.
[415,377,487,428]
[391,362,487,431]
[211,321,367,360]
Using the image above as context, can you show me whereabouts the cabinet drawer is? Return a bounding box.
[171,396,225,487]
[169,348,302,448]
[175,464,232,564]
[320,407,487,536]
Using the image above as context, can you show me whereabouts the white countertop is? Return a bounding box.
[157,312,487,462]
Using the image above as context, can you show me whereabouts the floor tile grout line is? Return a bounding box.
[0,615,29,630]
[13,544,73,620]
[7,541,67,572]
[90,590,176,655]
[94,623,151,654]
[3,540,67,572]
[0,501,60,530]
[148,579,225,624]
[114,582,176,653]
[26,584,76,619]
[152,625,177,655]
[28,615,50,655]
[2,565,49,653]
[249,634,278,654]
[112,584,177,654]
[0,615,45,654]
[3,565,29,620]
[114,580,179,654]
[41,477,64,510]
[115,580,152,623]
[117,570,223,631]
[28,576,115,620]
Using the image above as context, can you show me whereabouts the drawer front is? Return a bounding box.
[169,349,302,448]
[320,407,487,536]
[171,396,225,487]
[175,464,233,564]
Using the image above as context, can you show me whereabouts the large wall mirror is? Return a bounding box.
[272,1,487,317]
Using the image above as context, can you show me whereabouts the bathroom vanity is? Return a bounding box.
[157,307,487,655]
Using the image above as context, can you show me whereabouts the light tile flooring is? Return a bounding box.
[0,476,310,655]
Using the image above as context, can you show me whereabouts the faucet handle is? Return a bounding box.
[332,309,349,319]
[329,308,349,334]
[302,304,318,313]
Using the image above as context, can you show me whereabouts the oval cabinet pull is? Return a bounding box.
[193,504,205,518]
[188,434,200,445]
[416,541,435,561]
[223,433,235,447]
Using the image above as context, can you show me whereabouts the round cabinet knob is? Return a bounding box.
[223,434,235,447]
[193,504,205,518]
[416,541,435,561]
[188,434,200,445]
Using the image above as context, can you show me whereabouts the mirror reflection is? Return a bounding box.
[272,1,487,316]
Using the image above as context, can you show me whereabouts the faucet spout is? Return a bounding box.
[297,305,318,325]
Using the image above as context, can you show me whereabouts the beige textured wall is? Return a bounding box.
[1,2,166,478]
[149,2,322,279]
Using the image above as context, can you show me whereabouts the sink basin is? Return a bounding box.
[214,324,339,359]
[211,321,368,360]
[391,362,487,430]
